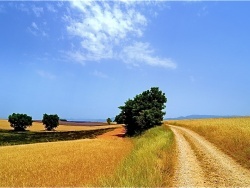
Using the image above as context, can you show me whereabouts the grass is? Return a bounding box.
[0,133,132,186]
[98,125,175,187]
[0,128,115,146]
[166,116,250,169]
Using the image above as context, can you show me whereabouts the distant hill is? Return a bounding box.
[165,115,240,120]
[61,118,106,122]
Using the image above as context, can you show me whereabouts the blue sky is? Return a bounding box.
[0,1,250,120]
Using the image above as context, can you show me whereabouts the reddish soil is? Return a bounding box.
[97,127,126,140]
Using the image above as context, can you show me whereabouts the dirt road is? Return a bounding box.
[169,125,250,187]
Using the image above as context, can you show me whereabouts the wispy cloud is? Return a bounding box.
[65,1,176,69]
[120,42,177,69]
[13,2,58,16]
[28,21,48,37]
[32,5,43,17]
[14,3,29,13]
[65,50,86,65]
[32,22,38,30]
[37,70,56,80]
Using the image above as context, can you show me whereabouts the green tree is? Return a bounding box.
[42,114,59,131]
[107,117,112,125]
[8,113,32,131]
[117,87,167,136]
[114,113,125,124]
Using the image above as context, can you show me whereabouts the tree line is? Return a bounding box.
[8,113,59,131]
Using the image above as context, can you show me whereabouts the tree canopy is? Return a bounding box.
[8,113,32,131]
[107,118,112,125]
[42,114,59,131]
[116,87,167,136]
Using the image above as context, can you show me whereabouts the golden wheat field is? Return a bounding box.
[0,127,132,186]
[0,119,120,131]
[166,116,250,169]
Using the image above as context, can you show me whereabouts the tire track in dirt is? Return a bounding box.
[171,127,206,186]
[169,125,250,187]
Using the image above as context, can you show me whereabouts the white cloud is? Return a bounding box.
[66,1,147,61]
[57,2,64,8]
[32,5,43,17]
[65,50,86,65]
[65,1,176,69]
[37,70,56,80]
[28,22,48,37]
[27,27,37,36]
[121,42,177,69]
[32,22,38,30]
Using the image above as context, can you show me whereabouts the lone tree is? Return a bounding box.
[42,114,59,131]
[8,113,32,131]
[107,117,112,125]
[116,87,167,136]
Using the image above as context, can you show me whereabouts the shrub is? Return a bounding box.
[8,113,32,131]
[107,118,112,125]
[42,114,59,131]
[116,87,167,136]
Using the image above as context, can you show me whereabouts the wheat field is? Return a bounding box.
[0,119,120,131]
[0,129,132,186]
[166,116,250,169]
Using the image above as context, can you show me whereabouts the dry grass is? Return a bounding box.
[0,119,120,132]
[99,125,175,187]
[0,130,132,186]
[166,117,250,169]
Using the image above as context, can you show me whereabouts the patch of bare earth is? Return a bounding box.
[97,127,126,140]
[169,125,250,187]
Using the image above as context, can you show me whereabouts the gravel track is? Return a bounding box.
[169,125,250,187]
